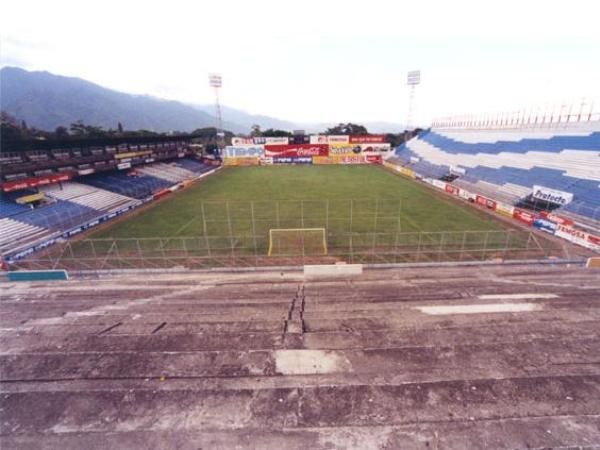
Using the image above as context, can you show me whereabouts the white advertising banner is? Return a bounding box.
[231,137,255,146]
[359,143,391,153]
[327,135,349,144]
[532,185,573,205]
[264,137,289,145]
[223,146,265,158]
[432,179,447,190]
[555,224,600,251]
[450,165,466,175]
[310,135,329,144]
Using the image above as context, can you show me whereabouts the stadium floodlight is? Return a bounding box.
[407,70,421,86]
[208,73,223,147]
[406,70,420,131]
[268,228,328,257]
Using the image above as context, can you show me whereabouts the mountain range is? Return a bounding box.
[0,66,405,134]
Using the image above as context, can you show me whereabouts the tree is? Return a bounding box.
[324,123,368,135]
[250,124,262,137]
[54,126,69,139]
[261,128,292,137]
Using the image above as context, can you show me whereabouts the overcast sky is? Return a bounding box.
[2,0,599,125]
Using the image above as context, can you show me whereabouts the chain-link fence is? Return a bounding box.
[9,229,562,270]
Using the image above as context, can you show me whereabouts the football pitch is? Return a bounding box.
[90,165,506,239]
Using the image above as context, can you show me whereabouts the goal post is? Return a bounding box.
[268,228,328,256]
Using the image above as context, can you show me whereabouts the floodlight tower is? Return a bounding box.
[406,70,421,131]
[208,73,224,148]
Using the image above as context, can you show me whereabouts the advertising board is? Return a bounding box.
[450,165,466,175]
[224,157,259,166]
[223,146,265,158]
[231,137,254,146]
[475,195,497,210]
[2,173,74,192]
[359,143,391,153]
[495,202,515,217]
[555,224,600,251]
[265,144,328,157]
[349,135,386,143]
[513,208,536,225]
[117,162,132,170]
[532,185,574,205]
[289,135,310,144]
[264,137,289,145]
[538,211,574,227]
[432,179,447,190]
[399,167,416,178]
[445,184,460,195]
[272,157,313,164]
[533,218,558,234]
[77,168,95,176]
[328,144,362,155]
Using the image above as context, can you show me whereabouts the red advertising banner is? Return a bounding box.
[475,195,497,210]
[445,184,460,195]
[2,173,73,192]
[365,154,383,164]
[538,211,574,227]
[349,135,386,143]
[513,208,536,225]
[264,144,328,157]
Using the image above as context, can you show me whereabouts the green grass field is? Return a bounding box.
[90,165,506,239]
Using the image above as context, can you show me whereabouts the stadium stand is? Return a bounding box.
[136,162,199,183]
[2,264,600,448]
[393,125,600,219]
[0,191,35,218]
[41,182,139,213]
[0,218,52,254]
[174,157,216,174]
[81,170,172,199]
[11,199,100,231]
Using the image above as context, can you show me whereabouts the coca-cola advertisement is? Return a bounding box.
[264,144,329,157]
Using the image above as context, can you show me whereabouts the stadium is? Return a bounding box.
[2,0,600,442]
[2,101,600,448]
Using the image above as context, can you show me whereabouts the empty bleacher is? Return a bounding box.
[136,162,197,183]
[12,199,100,232]
[42,182,138,213]
[394,125,600,219]
[81,170,172,199]
[2,265,599,448]
[174,158,214,174]
[0,218,54,254]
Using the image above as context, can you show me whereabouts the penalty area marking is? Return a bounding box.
[416,303,541,315]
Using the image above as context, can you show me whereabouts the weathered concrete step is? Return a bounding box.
[3,339,599,381]
[305,309,600,332]
[303,321,600,349]
[3,415,599,450]
[1,375,599,434]
[0,332,284,354]
[0,320,285,337]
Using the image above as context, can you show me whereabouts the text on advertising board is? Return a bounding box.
[532,185,573,205]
